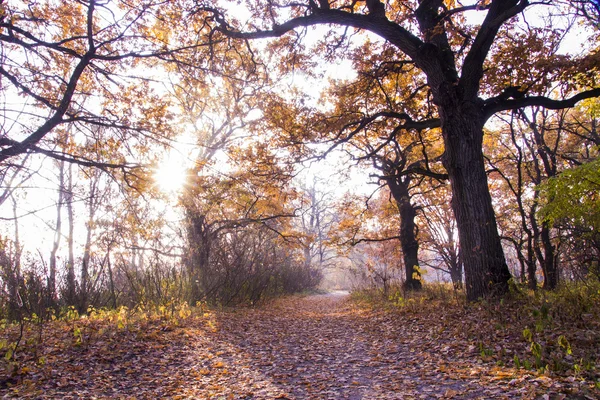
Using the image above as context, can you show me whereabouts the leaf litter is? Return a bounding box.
[0,292,598,399]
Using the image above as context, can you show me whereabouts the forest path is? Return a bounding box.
[4,292,578,399]
[180,292,525,399]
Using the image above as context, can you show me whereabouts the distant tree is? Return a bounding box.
[183,142,299,303]
[295,178,339,272]
[487,101,599,288]
[418,187,463,288]
[538,158,600,277]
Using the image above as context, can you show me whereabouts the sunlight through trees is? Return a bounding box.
[0,2,598,386]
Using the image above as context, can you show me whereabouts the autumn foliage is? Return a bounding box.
[0,0,599,397]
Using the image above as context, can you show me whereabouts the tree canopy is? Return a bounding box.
[192,0,599,299]
[0,0,599,312]
[1,2,600,397]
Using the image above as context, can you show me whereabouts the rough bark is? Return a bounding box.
[387,177,422,291]
[440,98,512,300]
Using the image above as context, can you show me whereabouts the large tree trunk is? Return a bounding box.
[441,101,512,300]
[387,177,422,290]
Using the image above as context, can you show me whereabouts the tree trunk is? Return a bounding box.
[525,208,538,290]
[531,194,557,290]
[540,223,557,289]
[2,247,21,321]
[303,246,312,269]
[449,259,463,289]
[525,109,558,289]
[80,175,98,313]
[4,199,23,321]
[80,216,93,313]
[441,101,511,300]
[107,249,117,309]
[387,177,422,290]
[49,160,65,304]
[525,203,538,289]
[65,164,77,306]
[526,237,538,290]
[186,213,211,304]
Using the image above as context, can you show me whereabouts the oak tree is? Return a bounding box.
[197,0,600,299]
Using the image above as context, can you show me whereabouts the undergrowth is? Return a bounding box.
[351,282,464,310]
[0,300,211,386]
[351,280,600,389]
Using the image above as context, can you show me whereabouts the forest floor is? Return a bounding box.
[1,290,599,399]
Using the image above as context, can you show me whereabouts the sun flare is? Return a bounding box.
[153,155,189,194]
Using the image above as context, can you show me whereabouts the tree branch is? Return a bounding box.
[460,0,530,99]
[199,6,425,62]
[483,88,600,120]
[0,2,99,162]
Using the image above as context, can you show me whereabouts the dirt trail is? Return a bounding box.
[4,293,580,399]
[181,293,528,399]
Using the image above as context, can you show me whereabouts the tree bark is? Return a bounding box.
[440,99,512,300]
[449,258,463,289]
[49,160,65,304]
[65,164,77,306]
[4,199,23,321]
[186,213,211,304]
[79,174,99,313]
[387,176,422,290]
[540,223,558,289]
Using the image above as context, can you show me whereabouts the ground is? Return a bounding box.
[1,292,598,399]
